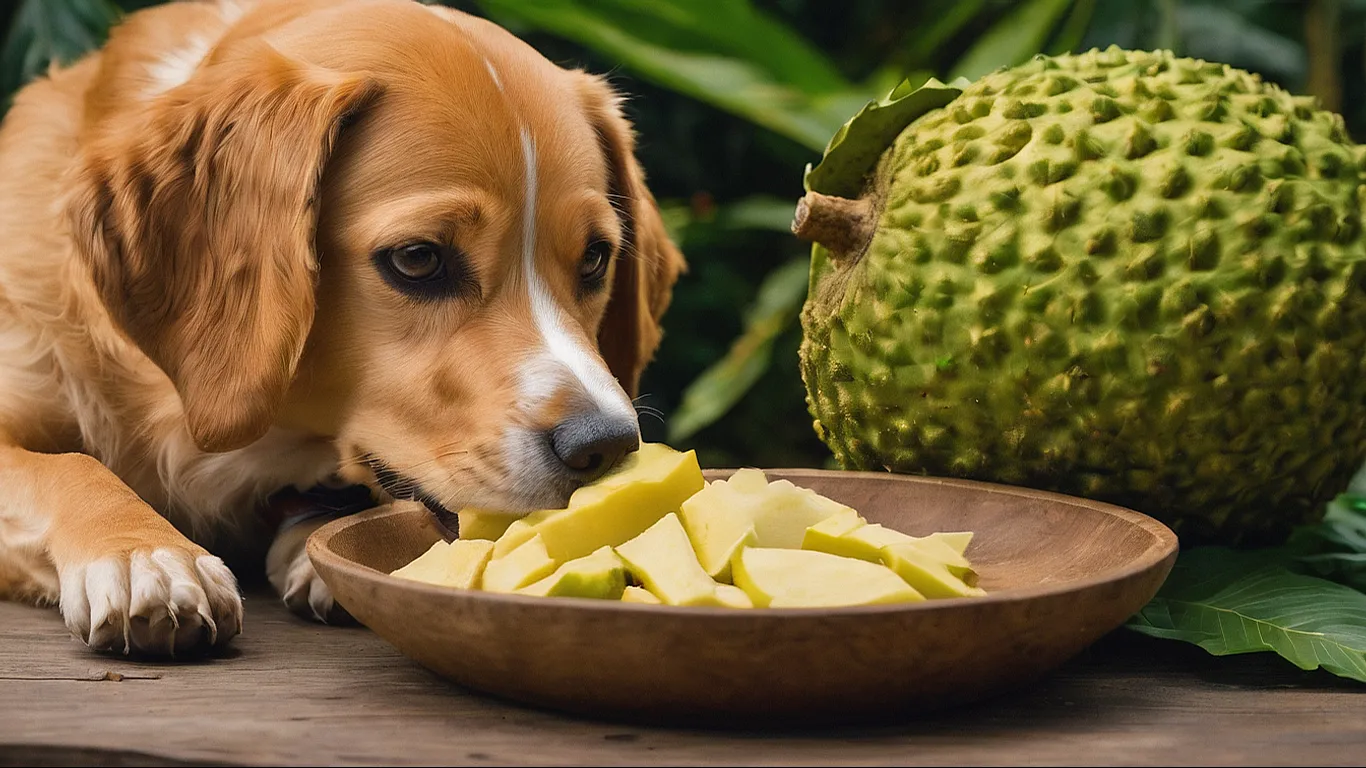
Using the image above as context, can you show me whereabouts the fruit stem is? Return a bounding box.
[791,191,875,256]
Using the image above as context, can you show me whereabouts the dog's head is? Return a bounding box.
[66,1,685,513]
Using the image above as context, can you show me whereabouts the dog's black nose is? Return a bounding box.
[549,412,640,481]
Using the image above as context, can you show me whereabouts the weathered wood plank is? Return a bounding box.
[2,591,1363,766]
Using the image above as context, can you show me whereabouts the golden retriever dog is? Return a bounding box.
[0,0,684,655]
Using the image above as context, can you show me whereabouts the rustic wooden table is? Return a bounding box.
[2,586,1362,766]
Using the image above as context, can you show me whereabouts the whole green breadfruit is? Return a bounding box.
[796,48,1366,546]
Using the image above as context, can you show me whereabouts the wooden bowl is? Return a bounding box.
[308,470,1178,727]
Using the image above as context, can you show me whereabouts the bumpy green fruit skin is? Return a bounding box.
[800,48,1366,545]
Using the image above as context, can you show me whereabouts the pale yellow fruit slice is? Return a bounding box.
[801,522,898,562]
[615,513,725,606]
[489,513,535,554]
[799,508,867,554]
[481,534,556,593]
[751,478,855,549]
[457,510,519,542]
[621,586,662,604]
[389,540,452,585]
[882,543,987,599]
[445,539,497,589]
[713,583,754,609]
[390,539,495,589]
[491,519,537,558]
[516,546,626,600]
[732,547,924,608]
[725,467,770,493]
[927,530,974,556]
[678,480,758,582]
[679,468,855,558]
[495,443,704,563]
[802,520,979,586]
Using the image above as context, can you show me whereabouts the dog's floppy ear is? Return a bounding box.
[579,76,687,398]
[67,42,380,453]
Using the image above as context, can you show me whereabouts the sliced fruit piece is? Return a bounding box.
[726,467,770,493]
[621,586,662,604]
[882,542,987,599]
[516,443,705,562]
[713,583,754,609]
[927,530,973,556]
[615,513,724,606]
[390,539,496,589]
[904,540,978,586]
[800,520,889,562]
[802,520,979,585]
[799,508,867,554]
[679,481,758,582]
[444,539,497,589]
[682,469,856,553]
[458,509,519,542]
[491,518,538,558]
[732,548,924,608]
[481,534,556,593]
[517,546,626,599]
[390,540,453,585]
[751,478,855,548]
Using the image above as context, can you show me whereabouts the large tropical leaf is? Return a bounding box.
[469,0,870,151]
[1,0,120,101]
[668,255,809,443]
[1128,546,1366,683]
[949,0,1077,81]
[1174,3,1306,86]
[1288,494,1366,592]
[1047,0,1098,55]
[893,0,989,70]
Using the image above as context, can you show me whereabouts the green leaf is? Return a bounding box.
[803,76,968,198]
[1047,0,1098,55]
[470,0,863,151]
[949,0,1077,81]
[1,0,120,100]
[1289,495,1366,555]
[1156,0,1181,54]
[1174,3,1306,85]
[1128,546,1366,683]
[709,195,799,233]
[1298,553,1366,593]
[668,256,810,443]
[890,0,988,68]
[657,194,798,244]
[1287,494,1366,591]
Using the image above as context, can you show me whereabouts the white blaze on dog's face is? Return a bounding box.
[263,5,684,516]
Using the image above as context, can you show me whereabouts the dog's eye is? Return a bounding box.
[387,244,445,281]
[579,240,612,286]
[373,242,477,302]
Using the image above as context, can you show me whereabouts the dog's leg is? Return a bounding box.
[266,517,352,625]
[0,444,242,655]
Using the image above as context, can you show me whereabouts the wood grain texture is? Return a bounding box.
[2,588,1364,766]
[308,470,1179,725]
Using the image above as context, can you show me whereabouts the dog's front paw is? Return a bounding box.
[59,548,243,656]
[271,544,353,625]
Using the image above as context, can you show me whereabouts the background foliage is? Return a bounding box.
[2,0,1363,471]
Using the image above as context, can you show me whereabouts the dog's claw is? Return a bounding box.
[59,548,242,657]
[269,521,356,626]
[278,550,353,625]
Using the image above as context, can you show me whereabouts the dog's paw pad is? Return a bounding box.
[60,548,242,656]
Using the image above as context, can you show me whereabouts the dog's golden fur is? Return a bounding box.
[0,0,684,654]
